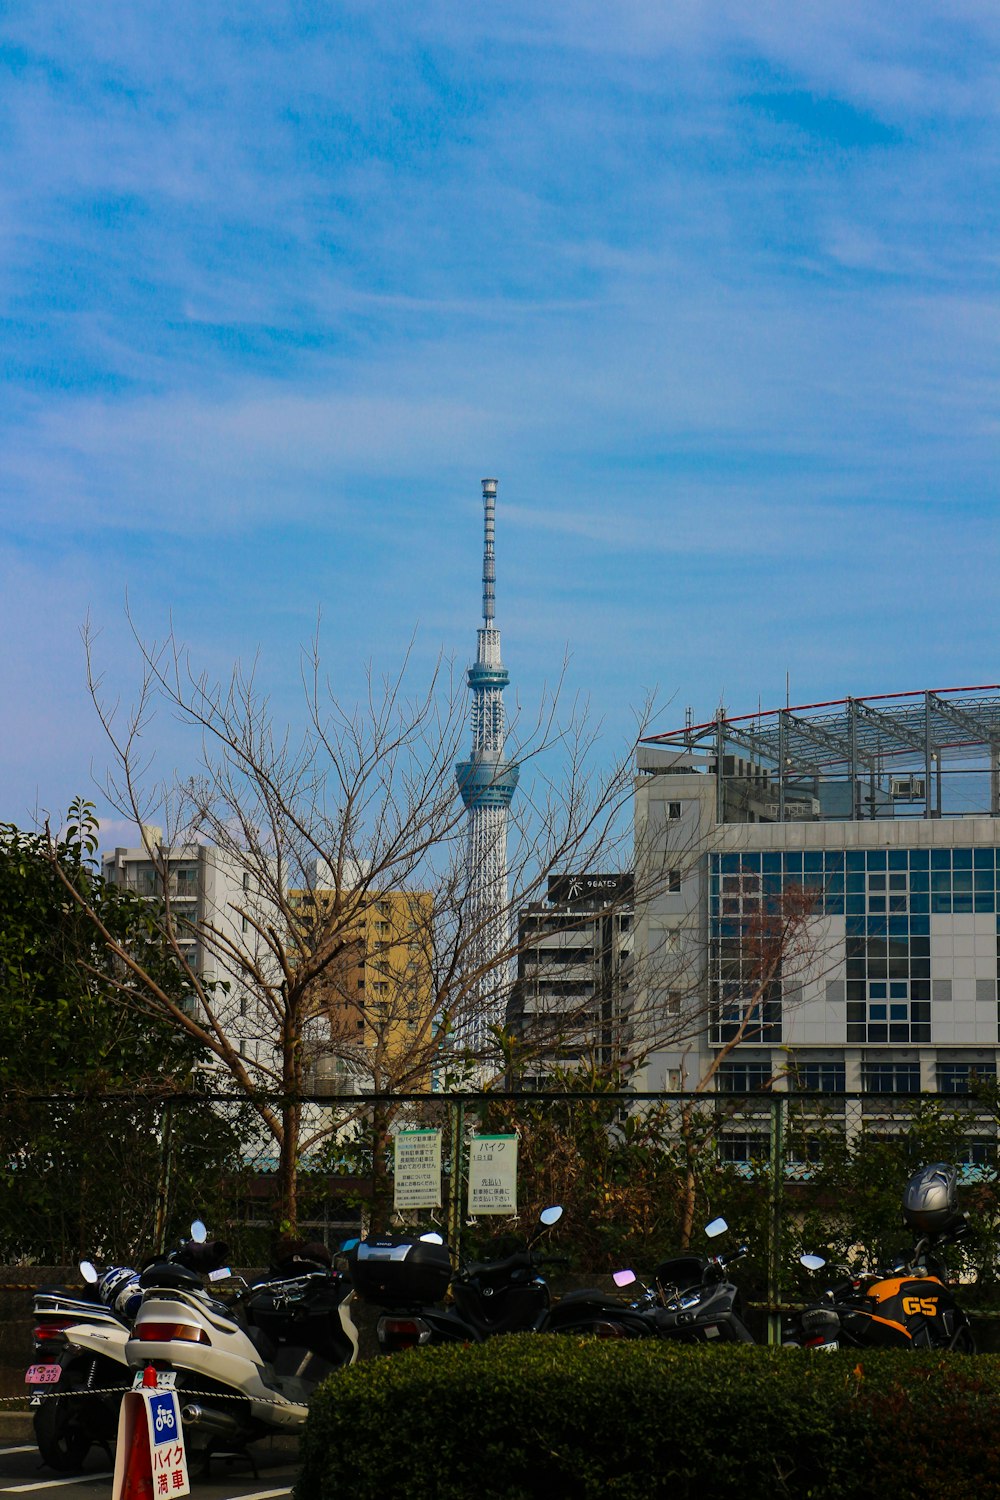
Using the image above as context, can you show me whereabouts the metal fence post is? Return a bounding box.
[448,1097,465,1267]
[767,1093,786,1345]
[153,1098,174,1255]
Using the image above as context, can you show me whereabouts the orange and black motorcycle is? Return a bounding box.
[786,1163,976,1354]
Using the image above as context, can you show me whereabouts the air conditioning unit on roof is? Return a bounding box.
[891,777,926,801]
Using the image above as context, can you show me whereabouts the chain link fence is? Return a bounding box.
[4,1087,1000,1342]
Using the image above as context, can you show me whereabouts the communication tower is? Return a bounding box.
[455,478,519,1052]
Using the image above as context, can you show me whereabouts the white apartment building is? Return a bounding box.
[102,834,280,1074]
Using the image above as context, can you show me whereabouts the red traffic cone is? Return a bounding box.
[119,1404,153,1500]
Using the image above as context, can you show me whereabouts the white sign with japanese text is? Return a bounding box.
[467,1134,518,1215]
[145,1389,190,1498]
[394,1128,443,1210]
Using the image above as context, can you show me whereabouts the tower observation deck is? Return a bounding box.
[455,478,519,1052]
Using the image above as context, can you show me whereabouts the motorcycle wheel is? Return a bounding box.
[33,1396,93,1473]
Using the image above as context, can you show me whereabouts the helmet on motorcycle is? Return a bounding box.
[902,1162,961,1235]
[98,1266,142,1320]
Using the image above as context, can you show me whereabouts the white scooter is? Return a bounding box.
[125,1223,359,1463]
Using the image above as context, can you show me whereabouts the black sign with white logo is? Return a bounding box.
[547,873,634,907]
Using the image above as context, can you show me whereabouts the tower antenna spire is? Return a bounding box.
[482,476,496,626]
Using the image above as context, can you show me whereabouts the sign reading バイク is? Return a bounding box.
[467,1134,517,1214]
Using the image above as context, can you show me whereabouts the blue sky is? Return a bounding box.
[2,2,999,832]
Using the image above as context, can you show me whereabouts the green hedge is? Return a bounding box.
[297,1339,1000,1500]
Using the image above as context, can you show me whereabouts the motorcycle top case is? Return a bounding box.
[348,1235,452,1306]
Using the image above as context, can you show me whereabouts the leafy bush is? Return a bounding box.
[297,1339,1000,1500]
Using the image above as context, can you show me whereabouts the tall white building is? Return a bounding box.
[102,835,278,1073]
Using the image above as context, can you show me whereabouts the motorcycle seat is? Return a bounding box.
[556,1288,618,1309]
[463,1252,533,1286]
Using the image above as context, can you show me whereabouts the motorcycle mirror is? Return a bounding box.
[419,1232,445,1245]
[539,1206,563,1226]
[190,1220,208,1244]
[613,1269,636,1288]
[705,1217,728,1238]
[79,1260,98,1284]
[800,1254,826,1271]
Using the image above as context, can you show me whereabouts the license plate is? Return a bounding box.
[26,1364,62,1385]
[816,1340,839,1353]
[131,1370,176,1390]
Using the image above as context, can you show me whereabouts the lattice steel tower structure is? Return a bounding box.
[455,478,519,1051]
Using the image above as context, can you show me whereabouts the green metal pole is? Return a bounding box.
[449,1098,465,1266]
[153,1099,174,1255]
[767,1093,786,1346]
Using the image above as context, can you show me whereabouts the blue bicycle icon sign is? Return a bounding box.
[149,1393,178,1444]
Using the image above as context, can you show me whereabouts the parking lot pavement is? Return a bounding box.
[0,1436,301,1500]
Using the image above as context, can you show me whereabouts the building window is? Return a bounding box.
[786,1136,824,1166]
[957,1139,995,1167]
[718,1133,769,1164]
[665,991,682,1017]
[862,1061,920,1093]
[866,870,908,915]
[667,869,682,892]
[793,1061,846,1093]
[716,1059,771,1092]
[938,1062,997,1094]
[668,802,682,820]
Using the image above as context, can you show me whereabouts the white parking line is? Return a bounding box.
[0,1473,113,1492]
[0,1450,37,1457]
[223,1488,293,1500]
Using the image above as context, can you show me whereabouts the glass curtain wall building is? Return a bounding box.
[632,686,1000,1099]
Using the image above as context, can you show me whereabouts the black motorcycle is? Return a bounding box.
[349,1207,566,1353]
[548,1217,756,1344]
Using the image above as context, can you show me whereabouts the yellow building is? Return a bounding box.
[289,886,435,1087]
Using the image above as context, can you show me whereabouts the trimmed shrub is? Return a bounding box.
[296,1339,1000,1500]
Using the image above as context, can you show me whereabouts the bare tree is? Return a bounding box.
[671,878,824,1247]
[43,619,694,1228]
[45,618,836,1234]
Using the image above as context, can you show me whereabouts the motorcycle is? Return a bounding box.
[349,1207,567,1354]
[548,1217,756,1344]
[785,1163,976,1353]
[27,1259,141,1471]
[125,1223,359,1463]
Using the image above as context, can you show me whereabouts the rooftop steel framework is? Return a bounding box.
[643,685,1000,821]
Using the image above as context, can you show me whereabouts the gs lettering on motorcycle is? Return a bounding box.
[901,1296,938,1317]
